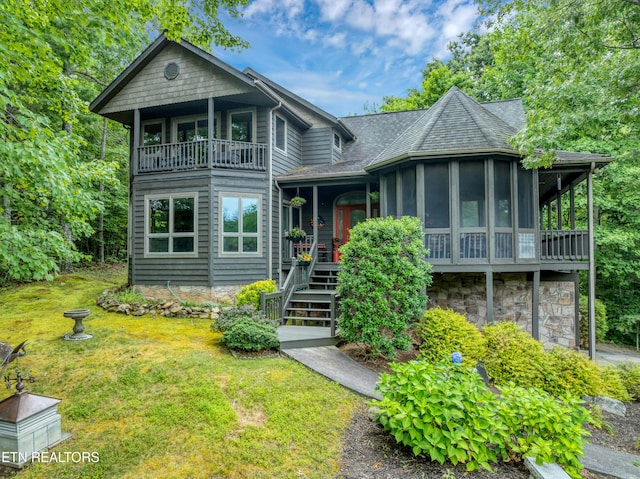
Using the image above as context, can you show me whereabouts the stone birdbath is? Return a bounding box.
[63,309,92,340]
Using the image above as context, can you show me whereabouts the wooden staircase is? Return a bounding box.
[283,263,340,327]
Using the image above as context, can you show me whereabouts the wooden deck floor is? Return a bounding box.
[278,325,339,349]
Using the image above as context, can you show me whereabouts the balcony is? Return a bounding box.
[540,229,589,262]
[136,139,267,174]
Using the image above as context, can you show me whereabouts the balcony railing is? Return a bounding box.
[540,230,589,262]
[136,139,267,174]
[425,229,589,263]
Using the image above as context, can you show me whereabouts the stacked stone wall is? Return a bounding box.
[428,273,576,348]
[133,284,241,305]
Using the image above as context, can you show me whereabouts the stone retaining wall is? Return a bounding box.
[97,289,222,319]
[428,273,577,348]
[132,284,241,306]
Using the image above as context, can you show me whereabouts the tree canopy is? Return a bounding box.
[0,0,248,281]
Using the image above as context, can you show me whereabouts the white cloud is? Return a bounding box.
[324,32,348,48]
[244,0,304,19]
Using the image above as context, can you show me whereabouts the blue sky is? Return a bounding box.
[215,0,481,117]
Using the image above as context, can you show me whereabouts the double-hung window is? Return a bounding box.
[220,194,260,255]
[145,193,197,257]
[275,114,286,152]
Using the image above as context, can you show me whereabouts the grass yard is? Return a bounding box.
[0,266,361,478]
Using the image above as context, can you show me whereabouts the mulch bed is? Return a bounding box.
[337,343,640,479]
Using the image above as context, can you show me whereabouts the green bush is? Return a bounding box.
[483,321,548,389]
[617,362,640,401]
[374,360,590,477]
[211,305,276,333]
[220,317,280,352]
[337,216,432,358]
[235,279,277,309]
[497,385,590,478]
[599,366,632,402]
[375,361,509,472]
[579,295,608,348]
[417,308,487,367]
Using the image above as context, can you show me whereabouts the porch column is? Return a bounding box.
[313,186,318,245]
[366,183,371,218]
[532,270,540,340]
[587,165,596,359]
[556,175,562,230]
[133,109,140,175]
[485,271,494,324]
[207,97,214,168]
[570,183,576,230]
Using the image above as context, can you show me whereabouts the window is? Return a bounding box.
[333,132,341,149]
[517,166,535,229]
[141,120,164,146]
[494,161,512,227]
[459,161,486,227]
[229,109,256,142]
[424,163,450,228]
[221,194,260,255]
[275,115,286,152]
[384,172,397,217]
[172,114,220,143]
[401,166,417,217]
[145,194,197,256]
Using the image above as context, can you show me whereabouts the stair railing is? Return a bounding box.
[278,238,319,324]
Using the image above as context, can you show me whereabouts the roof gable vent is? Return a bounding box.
[164,62,180,80]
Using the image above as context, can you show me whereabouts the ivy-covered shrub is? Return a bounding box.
[483,321,548,390]
[579,294,608,348]
[220,317,280,352]
[617,362,640,401]
[374,360,590,477]
[211,305,277,332]
[337,216,432,358]
[235,279,277,309]
[417,308,487,367]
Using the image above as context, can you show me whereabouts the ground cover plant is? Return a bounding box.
[0,266,359,478]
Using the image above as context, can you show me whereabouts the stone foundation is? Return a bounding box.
[428,273,576,348]
[133,284,242,306]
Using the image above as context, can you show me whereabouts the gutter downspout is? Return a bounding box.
[275,179,282,288]
[267,101,283,281]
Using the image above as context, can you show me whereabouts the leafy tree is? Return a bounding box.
[0,0,249,281]
[336,216,432,358]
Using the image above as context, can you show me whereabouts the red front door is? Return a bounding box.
[335,205,367,244]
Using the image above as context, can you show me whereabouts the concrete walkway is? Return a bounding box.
[282,344,640,479]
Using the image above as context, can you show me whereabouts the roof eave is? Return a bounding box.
[365,148,520,172]
[276,170,369,183]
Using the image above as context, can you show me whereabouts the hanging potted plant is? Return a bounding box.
[369,191,380,202]
[297,252,312,266]
[285,227,306,242]
[290,196,307,208]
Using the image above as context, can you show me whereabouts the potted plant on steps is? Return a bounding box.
[297,252,312,267]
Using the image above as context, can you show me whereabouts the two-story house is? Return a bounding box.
[90,34,611,355]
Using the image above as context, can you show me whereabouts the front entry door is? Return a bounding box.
[335,205,367,244]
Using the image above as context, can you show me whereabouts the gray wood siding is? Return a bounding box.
[302,127,333,167]
[100,44,254,115]
[273,119,303,176]
[211,171,270,285]
[132,176,211,285]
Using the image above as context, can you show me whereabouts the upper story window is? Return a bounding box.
[275,114,287,152]
[220,193,261,256]
[172,114,220,143]
[229,109,256,143]
[141,120,164,146]
[145,193,197,257]
[333,132,341,149]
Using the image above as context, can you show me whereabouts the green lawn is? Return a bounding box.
[0,266,361,478]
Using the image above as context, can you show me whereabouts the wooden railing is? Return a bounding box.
[260,291,282,322]
[137,138,267,173]
[540,230,589,261]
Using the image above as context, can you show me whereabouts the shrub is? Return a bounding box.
[497,385,590,478]
[374,360,590,477]
[221,317,280,352]
[235,279,277,309]
[417,308,487,367]
[543,347,605,398]
[599,366,632,402]
[115,286,146,304]
[617,362,640,401]
[375,361,509,472]
[337,216,432,358]
[579,295,608,348]
[211,305,276,333]
[483,321,548,389]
